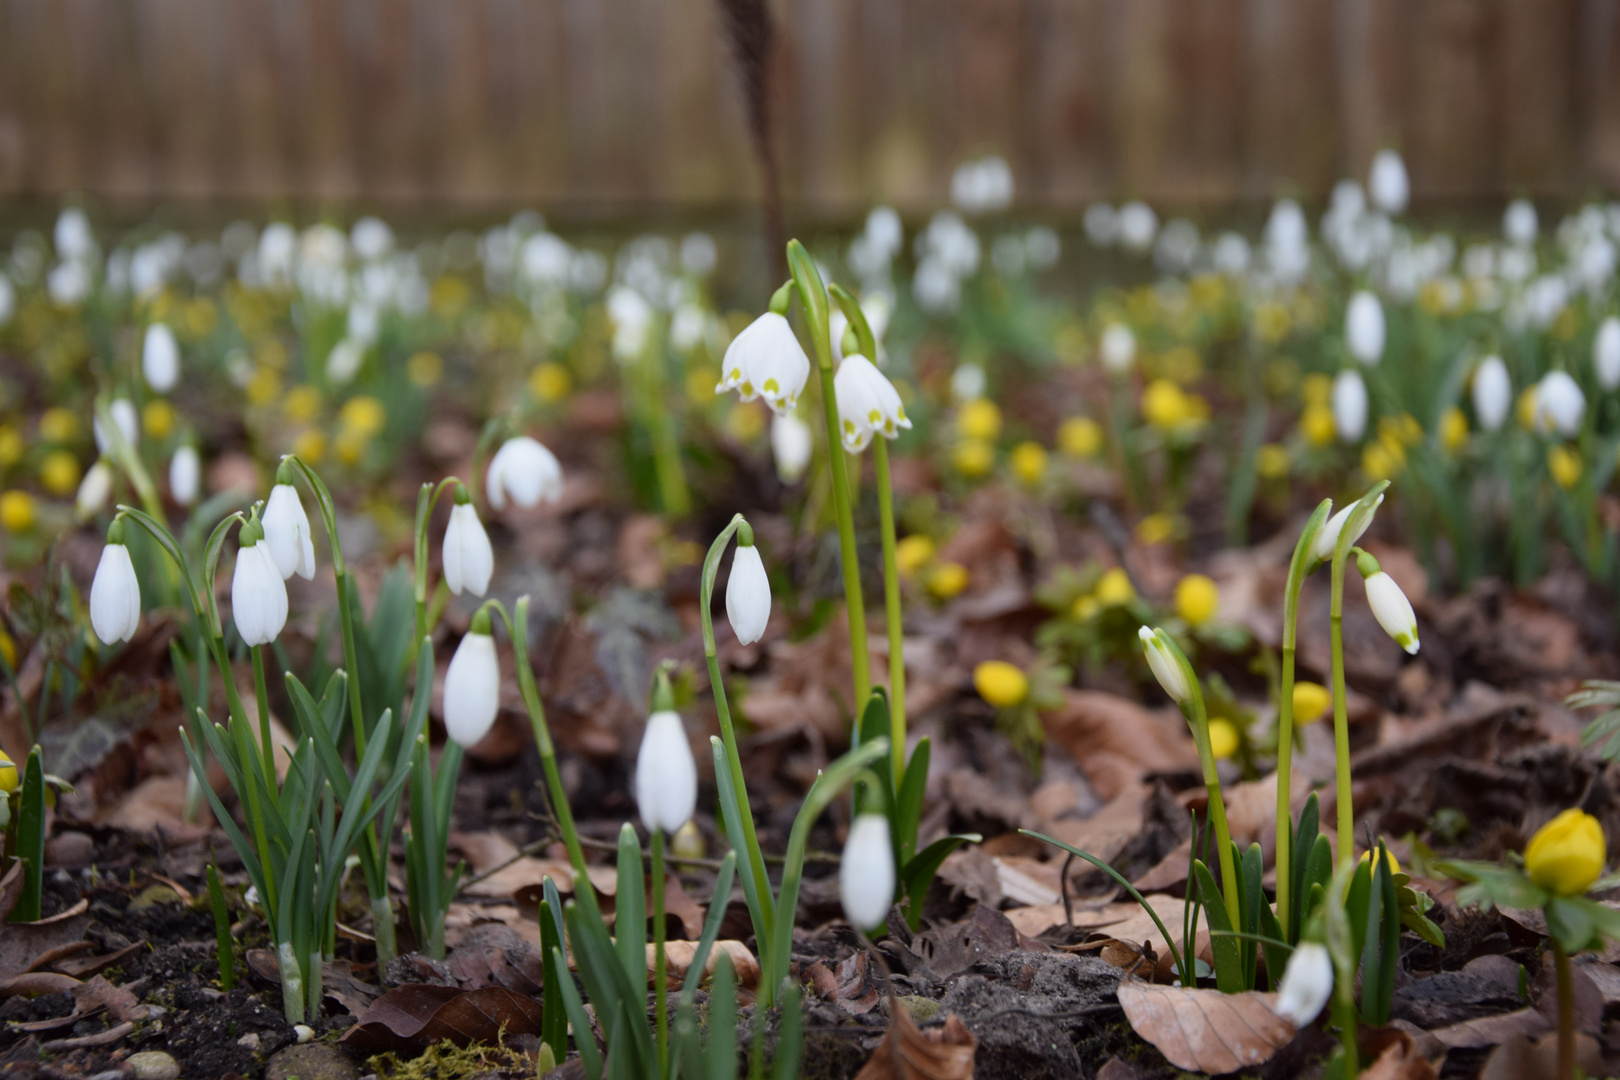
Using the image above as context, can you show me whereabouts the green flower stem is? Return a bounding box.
[698,516,775,940]
[1328,483,1387,866]
[1555,939,1575,1080]
[1186,688,1241,932]
[413,477,461,649]
[788,240,869,707]
[652,828,669,1077]
[643,326,690,518]
[873,438,906,785]
[251,645,277,798]
[1275,499,1331,937]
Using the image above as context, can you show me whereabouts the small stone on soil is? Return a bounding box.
[266,1042,361,1080]
[126,1049,181,1080]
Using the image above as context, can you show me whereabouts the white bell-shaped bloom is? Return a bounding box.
[444,628,500,748]
[635,710,697,835]
[834,355,910,453]
[1345,291,1385,366]
[1472,356,1512,432]
[89,542,141,645]
[169,446,200,506]
[76,461,113,519]
[94,399,139,455]
[1365,571,1419,655]
[442,502,494,597]
[326,337,365,384]
[839,814,895,931]
[771,414,813,484]
[1138,627,1190,704]
[55,207,95,260]
[262,483,316,581]
[1534,370,1586,437]
[725,542,771,646]
[951,362,987,403]
[1312,495,1382,563]
[142,323,181,393]
[486,436,564,511]
[1368,150,1409,214]
[1273,941,1333,1027]
[715,312,811,417]
[1332,369,1368,443]
[1100,323,1135,372]
[232,540,289,647]
[1504,199,1538,246]
[1594,317,1620,391]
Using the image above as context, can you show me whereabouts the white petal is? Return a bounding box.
[443,504,493,597]
[142,323,180,392]
[724,544,771,646]
[232,542,288,646]
[840,814,895,930]
[1274,942,1334,1027]
[169,446,200,506]
[636,710,697,835]
[90,544,140,645]
[444,632,500,747]
[1365,572,1419,654]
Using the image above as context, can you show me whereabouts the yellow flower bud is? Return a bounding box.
[1358,847,1402,877]
[293,429,327,464]
[1525,808,1606,897]
[1175,574,1220,627]
[409,351,445,388]
[1010,441,1047,486]
[1256,443,1290,479]
[927,561,969,600]
[1058,416,1104,458]
[0,490,36,533]
[672,820,706,862]
[339,395,386,437]
[974,661,1029,709]
[0,426,23,467]
[1548,444,1582,490]
[0,750,16,794]
[957,399,1002,441]
[1439,406,1468,452]
[39,451,81,497]
[283,385,322,423]
[952,439,995,478]
[528,361,571,402]
[1301,374,1332,408]
[1207,718,1239,761]
[1300,404,1336,447]
[1135,513,1176,546]
[895,535,936,578]
[0,629,15,671]
[142,399,175,440]
[1094,567,1135,606]
[1072,595,1099,621]
[1142,379,1190,428]
[1292,681,1331,724]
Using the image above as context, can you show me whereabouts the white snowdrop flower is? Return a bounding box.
[1595,316,1620,391]
[1332,369,1368,443]
[1273,942,1333,1027]
[1504,199,1538,246]
[725,541,771,646]
[771,414,813,484]
[912,258,961,314]
[607,285,655,361]
[346,302,380,345]
[1266,199,1309,255]
[1101,323,1136,373]
[1312,495,1382,563]
[444,622,500,748]
[350,216,394,261]
[258,223,297,286]
[1345,291,1386,366]
[951,362,987,403]
[486,436,564,511]
[89,537,141,645]
[76,461,112,519]
[1138,627,1190,705]
[47,260,91,307]
[1364,571,1419,654]
[840,814,895,931]
[670,304,709,354]
[442,500,494,597]
[715,312,811,416]
[94,399,139,455]
[262,481,316,581]
[1472,356,1512,432]
[1154,219,1200,275]
[231,537,289,647]
[991,233,1027,278]
[1117,202,1158,253]
[834,354,910,453]
[1534,370,1585,437]
[54,207,94,261]
[1368,149,1410,214]
[1025,226,1061,270]
[865,207,904,261]
[522,232,573,286]
[1083,203,1118,247]
[169,446,200,507]
[1212,232,1251,276]
[636,710,697,835]
[325,337,365,385]
[0,276,15,327]
[680,232,717,277]
[142,323,180,393]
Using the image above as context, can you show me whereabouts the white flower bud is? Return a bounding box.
[1100,323,1135,372]
[1471,356,1511,432]
[1504,199,1538,246]
[635,710,697,835]
[1312,496,1382,563]
[94,399,139,455]
[1594,317,1620,391]
[725,543,771,646]
[1345,291,1385,366]
[1273,941,1333,1027]
[1364,571,1419,654]
[839,814,895,931]
[716,312,811,417]
[262,483,316,581]
[1534,370,1585,438]
[444,628,500,748]
[169,446,200,507]
[486,436,563,511]
[231,540,289,647]
[1368,149,1409,214]
[76,461,113,519]
[142,323,180,393]
[1138,626,1190,704]
[90,542,141,645]
[1331,369,1368,443]
[442,502,494,597]
[834,354,911,453]
[771,414,813,484]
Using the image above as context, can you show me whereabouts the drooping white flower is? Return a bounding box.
[1364,571,1419,655]
[1594,317,1620,391]
[1534,370,1586,437]
[89,540,141,645]
[1345,291,1385,365]
[442,501,494,597]
[1100,323,1136,372]
[950,362,986,403]
[142,323,180,393]
[444,625,500,748]
[635,710,697,835]
[326,337,365,384]
[262,483,316,581]
[1138,627,1190,705]
[486,436,564,511]
[834,355,911,453]
[771,414,813,484]
[1368,149,1410,214]
[94,399,139,455]
[232,539,289,647]
[76,461,112,519]
[1331,369,1368,443]
[55,207,95,261]
[1504,199,1538,246]
[1312,495,1383,563]
[351,216,394,261]
[1273,941,1333,1027]
[725,541,770,646]
[839,814,896,931]
[1116,201,1158,253]
[169,446,200,507]
[715,313,811,417]
[1472,356,1512,432]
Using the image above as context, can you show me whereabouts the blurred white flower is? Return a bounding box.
[486,436,564,511]
[1345,291,1386,365]
[1117,202,1158,253]
[636,710,697,835]
[951,362,986,403]
[1504,199,1538,246]
[1369,149,1410,214]
[1273,942,1333,1027]
[1472,356,1511,432]
[350,216,394,261]
[1332,369,1368,443]
[1083,203,1118,247]
[326,337,365,384]
[1101,323,1136,373]
[94,399,139,455]
[169,446,200,507]
[1534,370,1585,437]
[445,627,500,748]
[771,414,812,484]
[1595,316,1620,390]
[950,156,1013,214]
[1138,627,1190,704]
[55,208,95,261]
[142,323,180,393]
[47,260,91,306]
[76,461,112,519]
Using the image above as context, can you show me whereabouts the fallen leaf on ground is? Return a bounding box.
[853,1002,976,1080]
[446,923,545,993]
[0,971,81,998]
[1480,1030,1603,1080]
[1408,1007,1550,1054]
[0,911,92,979]
[322,959,381,1015]
[453,831,575,898]
[653,940,758,989]
[1116,976,1294,1073]
[341,983,545,1055]
[1359,1027,1438,1080]
[1044,693,1198,801]
[72,974,147,1023]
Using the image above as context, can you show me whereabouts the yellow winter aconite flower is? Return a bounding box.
[1135,513,1176,546]
[1255,302,1291,344]
[895,535,936,578]
[1548,444,1582,490]
[1160,346,1203,384]
[1525,808,1606,897]
[1292,681,1331,724]
[0,427,22,469]
[408,351,445,388]
[1517,388,1539,430]
[973,661,1029,709]
[1058,416,1104,458]
[293,429,327,464]
[1175,574,1220,627]
[39,408,77,444]
[957,399,1002,441]
[184,297,218,339]
[1094,567,1135,606]
[0,629,15,671]
[0,750,16,794]
[339,396,386,438]
[1382,414,1423,448]
[1301,404,1336,447]
[142,399,175,440]
[39,451,81,496]
[1141,379,1195,428]
[528,361,570,402]
[246,366,281,407]
[0,490,36,533]
[1207,718,1240,761]
[283,385,322,423]
[952,439,995,478]
[927,561,969,600]
[686,366,719,406]
[724,403,765,442]
[431,276,472,319]
[1072,595,1099,621]
[1362,439,1405,481]
[1010,442,1047,486]
[1301,374,1333,408]
[1256,443,1290,479]
[1359,847,1402,877]
[1439,407,1468,452]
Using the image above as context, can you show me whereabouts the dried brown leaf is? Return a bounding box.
[1479,1031,1603,1080]
[0,911,90,980]
[1116,976,1294,1073]
[1045,693,1198,801]
[1360,1028,1438,1080]
[651,940,758,989]
[853,1003,976,1080]
[340,983,545,1055]
[445,923,546,993]
[0,971,81,998]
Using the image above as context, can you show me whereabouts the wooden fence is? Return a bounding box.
[0,0,1617,214]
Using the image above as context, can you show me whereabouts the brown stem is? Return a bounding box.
[716,0,785,278]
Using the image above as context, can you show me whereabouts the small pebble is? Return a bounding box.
[238,1032,261,1050]
[126,1050,181,1080]
[46,830,95,867]
[88,1072,127,1080]
[294,1023,315,1044]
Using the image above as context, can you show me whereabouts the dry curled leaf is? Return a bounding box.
[341,983,545,1055]
[853,1002,976,1080]
[651,940,758,989]
[1116,976,1295,1074]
